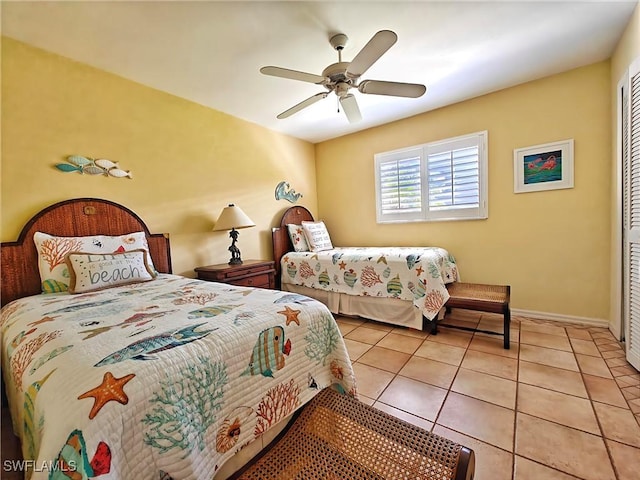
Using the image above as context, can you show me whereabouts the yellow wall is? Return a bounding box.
[316,62,612,321]
[1,37,317,276]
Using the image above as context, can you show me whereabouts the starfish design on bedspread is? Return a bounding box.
[78,371,136,419]
[278,306,301,326]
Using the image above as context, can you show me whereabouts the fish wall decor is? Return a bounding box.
[55,155,133,179]
[274,181,303,203]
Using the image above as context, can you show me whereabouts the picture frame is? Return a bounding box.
[513,139,574,193]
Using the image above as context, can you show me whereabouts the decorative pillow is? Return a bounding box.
[66,249,156,294]
[33,231,156,293]
[287,224,310,252]
[301,221,333,252]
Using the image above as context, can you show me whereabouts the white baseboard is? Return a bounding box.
[511,308,609,328]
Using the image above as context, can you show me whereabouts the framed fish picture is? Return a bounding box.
[513,139,574,193]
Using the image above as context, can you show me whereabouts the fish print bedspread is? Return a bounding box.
[0,274,356,480]
[281,247,459,320]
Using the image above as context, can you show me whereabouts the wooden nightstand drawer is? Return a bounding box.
[229,273,271,288]
[195,260,276,290]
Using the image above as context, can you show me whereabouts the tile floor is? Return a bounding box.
[337,309,640,480]
[2,310,638,480]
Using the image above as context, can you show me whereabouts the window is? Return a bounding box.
[375,131,488,223]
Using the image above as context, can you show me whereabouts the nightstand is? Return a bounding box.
[194,260,276,289]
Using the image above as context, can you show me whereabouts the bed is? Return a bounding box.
[1,198,356,480]
[272,206,459,331]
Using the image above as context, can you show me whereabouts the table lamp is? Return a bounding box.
[213,204,255,265]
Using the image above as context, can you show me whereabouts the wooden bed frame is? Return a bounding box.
[271,205,314,287]
[1,198,172,307]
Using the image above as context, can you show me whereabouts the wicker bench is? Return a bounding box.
[434,282,511,349]
[230,387,475,480]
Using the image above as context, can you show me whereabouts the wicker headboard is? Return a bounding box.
[1,198,172,306]
[271,206,314,284]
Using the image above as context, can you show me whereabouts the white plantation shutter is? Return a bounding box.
[624,57,640,370]
[375,132,487,223]
[378,149,422,217]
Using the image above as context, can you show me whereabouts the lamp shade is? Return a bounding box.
[213,204,255,231]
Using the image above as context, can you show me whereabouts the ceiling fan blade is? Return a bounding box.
[346,30,397,79]
[260,66,325,84]
[358,80,426,98]
[339,94,362,123]
[277,92,328,119]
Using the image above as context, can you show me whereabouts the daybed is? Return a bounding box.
[272,206,459,331]
[0,198,356,480]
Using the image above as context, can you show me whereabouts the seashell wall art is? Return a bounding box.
[55,155,133,179]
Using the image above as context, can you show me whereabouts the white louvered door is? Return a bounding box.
[624,57,640,370]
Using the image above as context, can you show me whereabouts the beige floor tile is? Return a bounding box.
[414,339,467,366]
[518,360,587,398]
[373,401,434,431]
[376,332,423,354]
[611,364,640,377]
[345,326,389,345]
[468,334,519,359]
[437,392,515,451]
[434,425,513,480]
[605,439,640,480]
[461,349,518,380]
[451,367,516,409]
[517,384,599,434]
[520,322,567,337]
[576,354,613,378]
[592,402,640,447]
[447,308,483,322]
[336,320,358,336]
[521,330,572,352]
[391,326,429,339]
[598,342,624,353]
[427,329,473,348]
[582,374,628,408]
[357,346,411,373]
[565,327,593,341]
[334,315,366,326]
[621,384,640,400]
[605,356,632,368]
[343,338,371,361]
[515,413,616,480]
[398,356,458,389]
[514,456,583,480]
[568,338,601,357]
[351,362,395,400]
[602,348,626,359]
[519,344,579,372]
[357,394,376,406]
[378,376,447,422]
[361,320,395,332]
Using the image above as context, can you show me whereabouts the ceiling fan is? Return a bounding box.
[260,30,426,123]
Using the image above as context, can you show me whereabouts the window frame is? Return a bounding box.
[374,131,488,224]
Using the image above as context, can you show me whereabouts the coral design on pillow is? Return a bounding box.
[40,237,83,271]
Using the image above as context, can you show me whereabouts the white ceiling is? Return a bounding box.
[1,1,637,143]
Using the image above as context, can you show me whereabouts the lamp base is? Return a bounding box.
[228,257,243,266]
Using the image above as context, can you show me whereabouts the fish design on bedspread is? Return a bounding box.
[49,429,111,480]
[242,326,291,377]
[94,323,216,366]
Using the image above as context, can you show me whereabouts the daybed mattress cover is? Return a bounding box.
[281,247,459,320]
[1,274,356,480]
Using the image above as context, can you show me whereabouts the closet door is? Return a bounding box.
[624,58,640,370]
